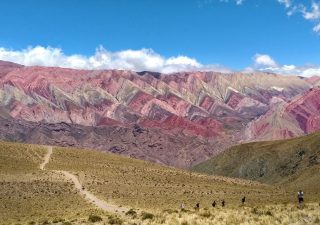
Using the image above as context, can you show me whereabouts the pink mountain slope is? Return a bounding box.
[245,88,320,141]
[0,60,319,167]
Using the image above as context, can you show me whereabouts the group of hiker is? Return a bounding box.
[180,197,244,210]
[180,190,304,210]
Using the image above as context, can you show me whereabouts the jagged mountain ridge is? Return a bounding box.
[0,60,319,167]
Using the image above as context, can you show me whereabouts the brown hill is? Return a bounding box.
[192,131,320,193]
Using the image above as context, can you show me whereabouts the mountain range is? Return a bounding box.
[0,60,320,167]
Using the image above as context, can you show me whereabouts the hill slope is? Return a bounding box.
[192,131,320,193]
[1,141,289,224]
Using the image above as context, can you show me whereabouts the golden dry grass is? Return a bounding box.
[0,141,103,225]
[1,141,319,225]
[126,203,320,225]
[192,131,320,196]
[47,146,289,212]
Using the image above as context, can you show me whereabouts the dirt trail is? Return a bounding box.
[40,146,127,215]
[60,170,127,214]
[40,146,53,170]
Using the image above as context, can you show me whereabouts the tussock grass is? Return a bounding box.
[0,141,99,224]
[133,203,320,225]
[1,141,320,225]
[47,146,286,212]
[192,131,320,200]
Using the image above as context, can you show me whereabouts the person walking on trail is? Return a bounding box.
[195,203,200,210]
[242,196,246,205]
[212,200,216,208]
[297,190,304,208]
[222,200,225,207]
[180,202,185,210]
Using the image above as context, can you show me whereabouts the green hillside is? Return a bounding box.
[192,131,320,194]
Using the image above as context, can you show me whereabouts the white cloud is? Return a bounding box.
[302,2,320,20]
[278,1,320,33]
[0,46,319,77]
[198,0,244,7]
[261,65,320,77]
[254,54,278,67]
[235,0,244,5]
[313,23,320,32]
[0,45,231,74]
[249,53,320,77]
[278,0,291,8]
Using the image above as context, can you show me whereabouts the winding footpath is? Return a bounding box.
[40,146,127,215]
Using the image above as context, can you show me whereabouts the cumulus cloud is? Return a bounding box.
[248,53,320,77]
[0,46,319,77]
[0,46,231,74]
[254,54,278,67]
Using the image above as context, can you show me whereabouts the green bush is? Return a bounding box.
[88,214,103,222]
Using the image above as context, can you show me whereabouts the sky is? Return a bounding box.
[0,0,319,76]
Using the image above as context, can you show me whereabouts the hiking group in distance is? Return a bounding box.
[180,191,305,211]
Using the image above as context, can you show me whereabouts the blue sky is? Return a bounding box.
[0,0,319,76]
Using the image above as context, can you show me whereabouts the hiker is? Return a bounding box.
[242,196,246,205]
[180,202,185,210]
[195,203,200,210]
[212,200,216,208]
[297,190,304,207]
[222,200,225,207]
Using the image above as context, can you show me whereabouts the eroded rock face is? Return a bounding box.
[0,60,23,77]
[0,60,319,167]
[0,116,229,168]
[245,88,320,141]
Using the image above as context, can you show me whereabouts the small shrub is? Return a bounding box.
[181,220,189,225]
[141,212,154,220]
[41,220,50,225]
[62,222,72,225]
[162,209,178,214]
[265,210,273,216]
[88,214,103,223]
[108,215,123,225]
[251,207,260,215]
[125,208,137,218]
[200,211,211,218]
[28,222,36,225]
[52,218,64,223]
